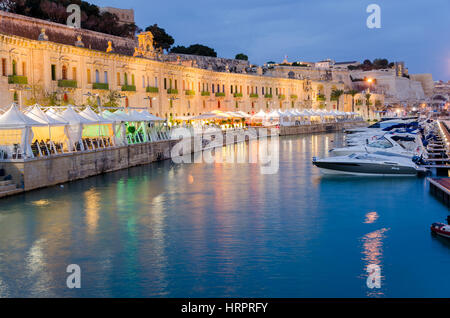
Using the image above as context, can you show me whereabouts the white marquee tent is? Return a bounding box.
[0,104,45,158]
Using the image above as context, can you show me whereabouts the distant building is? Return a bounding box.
[99,7,135,25]
[315,59,334,69]
[333,61,360,70]
[394,61,408,77]
[410,73,434,96]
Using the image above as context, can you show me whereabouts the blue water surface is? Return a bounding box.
[0,133,448,297]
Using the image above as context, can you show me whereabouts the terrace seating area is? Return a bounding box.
[171,109,361,131]
[0,103,170,160]
[249,109,361,127]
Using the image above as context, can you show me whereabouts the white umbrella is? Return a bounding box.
[101,110,130,122]
[267,110,282,118]
[25,104,68,125]
[236,111,251,118]
[139,110,164,121]
[79,106,113,124]
[0,103,45,128]
[252,110,267,119]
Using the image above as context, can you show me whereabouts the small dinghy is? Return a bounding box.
[431,218,450,239]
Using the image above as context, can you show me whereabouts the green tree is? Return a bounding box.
[235,53,248,61]
[2,0,138,37]
[103,90,121,108]
[373,58,389,69]
[331,89,344,111]
[170,44,217,57]
[145,24,174,51]
[345,89,359,113]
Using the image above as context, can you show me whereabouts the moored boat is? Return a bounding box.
[431,222,450,239]
[312,153,427,176]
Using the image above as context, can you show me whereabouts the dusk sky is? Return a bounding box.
[91,0,449,80]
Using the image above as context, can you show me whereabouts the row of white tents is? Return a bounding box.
[251,109,360,119]
[174,109,359,121]
[0,104,167,159]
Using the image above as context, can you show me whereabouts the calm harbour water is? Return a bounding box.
[0,132,449,298]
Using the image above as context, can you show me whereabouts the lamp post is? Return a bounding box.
[366,78,373,93]
[144,95,157,111]
[365,78,374,119]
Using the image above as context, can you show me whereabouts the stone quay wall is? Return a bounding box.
[279,121,366,136]
[0,121,365,198]
[0,139,178,196]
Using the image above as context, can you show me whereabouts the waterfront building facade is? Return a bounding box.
[0,11,384,119]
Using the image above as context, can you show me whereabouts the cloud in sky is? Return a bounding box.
[91,0,450,80]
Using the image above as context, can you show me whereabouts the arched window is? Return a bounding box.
[104,71,108,83]
[117,72,121,85]
[62,65,68,80]
[125,97,129,108]
[124,73,128,85]
[87,69,91,84]
[72,67,77,81]
[95,70,100,83]
[131,74,135,86]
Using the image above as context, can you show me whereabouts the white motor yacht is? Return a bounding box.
[331,134,423,158]
[345,119,417,134]
[312,153,427,176]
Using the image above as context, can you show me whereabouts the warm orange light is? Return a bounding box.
[367,78,373,83]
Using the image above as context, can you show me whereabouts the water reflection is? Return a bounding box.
[361,228,389,297]
[84,188,100,234]
[0,133,448,297]
[364,212,379,224]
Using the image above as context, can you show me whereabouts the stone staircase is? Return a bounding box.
[0,180,22,198]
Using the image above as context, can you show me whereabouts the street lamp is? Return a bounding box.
[366,78,374,93]
[144,95,157,111]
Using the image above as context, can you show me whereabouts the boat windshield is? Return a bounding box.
[368,139,393,149]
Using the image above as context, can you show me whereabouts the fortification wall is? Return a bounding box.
[0,10,137,55]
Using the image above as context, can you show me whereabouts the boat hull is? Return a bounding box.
[431,226,450,239]
[312,161,418,176]
[330,149,413,159]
